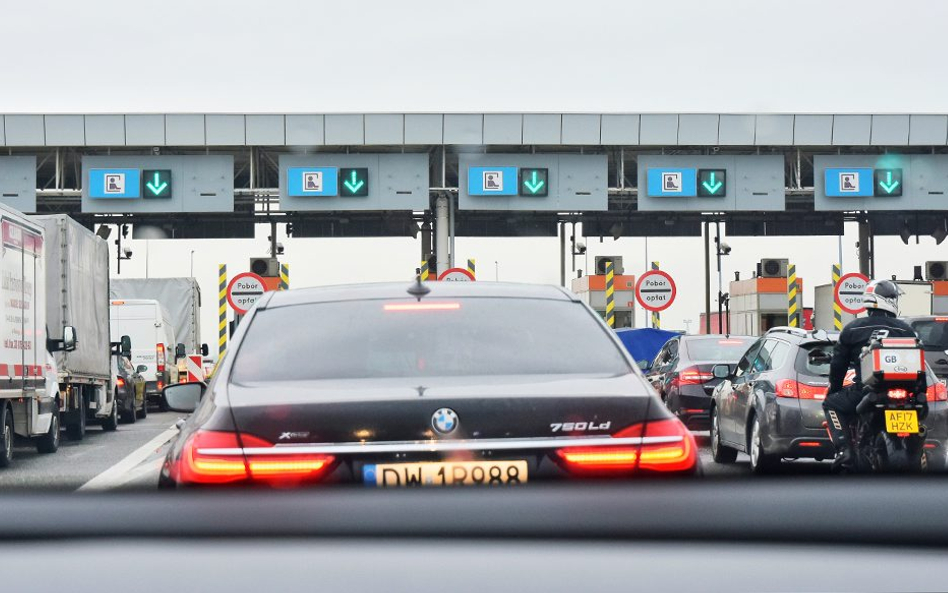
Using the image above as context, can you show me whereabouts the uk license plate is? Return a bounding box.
[884,410,919,434]
[363,460,528,487]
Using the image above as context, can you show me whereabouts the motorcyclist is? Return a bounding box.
[823,279,918,469]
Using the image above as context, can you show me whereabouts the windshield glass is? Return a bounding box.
[797,343,835,376]
[231,298,631,382]
[684,337,754,361]
[910,320,948,350]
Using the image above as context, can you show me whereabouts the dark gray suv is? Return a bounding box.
[709,327,948,473]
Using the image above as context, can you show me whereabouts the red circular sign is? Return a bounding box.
[227,272,267,315]
[438,268,476,281]
[635,270,677,312]
[834,272,870,315]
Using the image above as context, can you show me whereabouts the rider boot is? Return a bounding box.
[824,409,854,470]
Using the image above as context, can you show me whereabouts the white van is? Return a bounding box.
[109,299,176,407]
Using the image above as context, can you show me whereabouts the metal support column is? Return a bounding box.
[435,195,450,276]
[560,221,566,287]
[704,221,712,334]
[858,219,871,278]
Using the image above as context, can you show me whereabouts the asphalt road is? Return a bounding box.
[695,431,834,476]
[0,408,184,490]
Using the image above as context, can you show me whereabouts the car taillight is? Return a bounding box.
[555,418,696,474]
[928,381,948,402]
[157,343,165,373]
[678,366,713,385]
[116,376,126,388]
[776,379,828,400]
[888,388,909,400]
[157,380,164,391]
[176,430,334,486]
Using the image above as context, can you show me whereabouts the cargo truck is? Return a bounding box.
[111,277,208,368]
[36,214,117,439]
[0,205,77,466]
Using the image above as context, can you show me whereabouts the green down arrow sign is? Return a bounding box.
[698,169,726,197]
[340,168,369,196]
[142,170,171,198]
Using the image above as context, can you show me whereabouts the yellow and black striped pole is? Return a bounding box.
[218,264,227,357]
[605,260,616,328]
[651,261,661,329]
[832,263,843,330]
[788,263,799,328]
[467,258,476,280]
[279,263,290,290]
[420,259,430,281]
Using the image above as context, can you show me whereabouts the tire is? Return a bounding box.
[0,405,12,468]
[925,450,947,473]
[710,406,738,464]
[748,415,780,474]
[35,409,60,454]
[120,391,137,425]
[65,397,86,441]
[101,399,118,432]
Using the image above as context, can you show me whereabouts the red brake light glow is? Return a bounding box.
[115,376,126,388]
[175,430,335,486]
[935,317,948,322]
[678,366,713,385]
[888,388,909,400]
[928,381,948,402]
[555,418,696,474]
[383,302,461,312]
[776,379,828,400]
[157,343,165,373]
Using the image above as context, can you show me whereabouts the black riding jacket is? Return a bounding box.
[828,310,917,394]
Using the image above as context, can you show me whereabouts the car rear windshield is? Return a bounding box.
[683,337,754,361]
[796,343,834,376]
[909,319,948,350]
[230,298,632,382]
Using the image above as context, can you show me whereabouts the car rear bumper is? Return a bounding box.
[667,385,714,430]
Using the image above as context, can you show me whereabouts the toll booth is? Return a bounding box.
[571,274,637,328]
[728,276,804,336]
[933,282,948,315]
[897,281,933,316]
[813,284,855,331]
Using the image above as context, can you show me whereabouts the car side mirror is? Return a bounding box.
[162,382,205,413]
[62,326,77,352]
[712,364,731,379]
[120,334,132,358]
[201,343,209,357]
[175,343,186,360]
[136,364,148,373]
[812,329,830,342]
[808,351,832,365]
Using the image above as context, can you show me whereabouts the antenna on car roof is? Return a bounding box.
[408,269,431,301]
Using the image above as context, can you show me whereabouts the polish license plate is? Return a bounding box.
[363,460,527,487]
[884,410,919,434]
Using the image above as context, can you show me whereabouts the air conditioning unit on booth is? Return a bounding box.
[595,256,624,275]
[758,258,789,278]
[926,261,948,281]
[250,257,280,277]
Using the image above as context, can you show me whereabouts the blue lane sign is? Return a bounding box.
[288,167,339,197]
[89,168,141,199]
[646,168,697,197]
[468,166,519,196]
[824,168,873,197]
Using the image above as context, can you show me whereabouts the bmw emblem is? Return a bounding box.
[432,408,459,435]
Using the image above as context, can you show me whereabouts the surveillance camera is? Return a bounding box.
[151,146,160,155]
[276,242,285,255]
[576,241,587,254]
[123,247,133,258]
[719,242,732,255]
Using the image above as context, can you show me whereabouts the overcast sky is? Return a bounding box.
[4,0,948,349]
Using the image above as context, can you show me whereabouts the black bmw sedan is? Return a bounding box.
[158,281,698,488]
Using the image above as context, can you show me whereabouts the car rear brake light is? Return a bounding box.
[717,340,744,345]
[798,441,822,448]
[678,366,713,385]
[383,302,461,312]
[928,381,948,402]
[115,376,125,388]
[157,343,165,373]
[888,388,909,400]
[176,430,335,486]
[111,300,125,305]
[555,418,696,474]
[935,317,948,322]
[776,379,828,400]
[157,380,164,391]
[925,442,938,449]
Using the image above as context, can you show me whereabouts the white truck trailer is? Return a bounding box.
[0,205,76,466]
[36,214,116,440]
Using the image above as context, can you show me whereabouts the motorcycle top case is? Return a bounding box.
[859,338,925,388]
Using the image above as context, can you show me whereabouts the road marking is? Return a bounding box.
[77,425,178,491]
